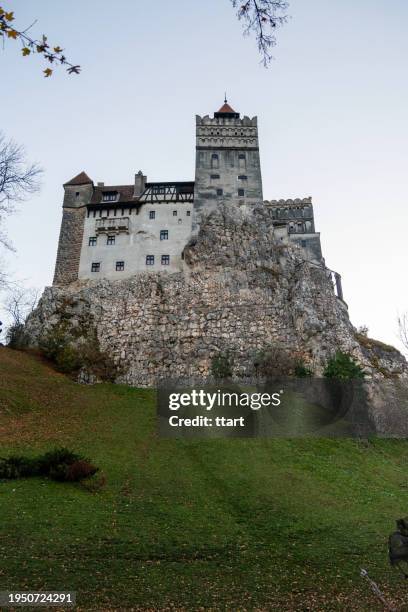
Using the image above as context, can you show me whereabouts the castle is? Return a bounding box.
[23,99,407,420]
[53,100,342,298]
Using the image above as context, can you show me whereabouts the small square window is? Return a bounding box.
[160,230,169,240]
[238,175,247,180]
[116,261,125,271]
[91,262,100,273]
[173,210,177,216]
[186,210,191,216]
[149,210,156,219]
[301,240,307,248]
[146,255,154,266]
[210,174,220,179]
[107,235,115,245]
[89,237,97,246]
[239,154,246,159]
[216,188,223,196]
[161,255,170,266]
[238,189,245,197]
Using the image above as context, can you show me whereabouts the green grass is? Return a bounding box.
[1,347,408,610]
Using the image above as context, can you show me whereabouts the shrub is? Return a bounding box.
[323,352,365,380]
[65,460,98,482]
[0,455,38,479]
[294,361,313,378]
[253,346,296,378]
[211,352,233,380]
[37,447,82,475]
[0,447,98,483]
[39,325,69,362]
[40,325,117,381]
[6,324,30,349]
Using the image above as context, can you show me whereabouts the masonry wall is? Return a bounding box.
[53,207,86,285]
[193,115,263,234]
[27,203,407,387]
[78,201,193,280]
[53,182,93,286]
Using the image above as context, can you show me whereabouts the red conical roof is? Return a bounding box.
[217,102,236,114]
[63,171,93,186]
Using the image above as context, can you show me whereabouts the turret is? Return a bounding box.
[53,171,93,285]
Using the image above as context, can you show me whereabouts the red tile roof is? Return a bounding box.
[217,102,236,114]
[64,171,93,186]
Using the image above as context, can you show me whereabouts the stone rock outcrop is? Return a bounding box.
[25,204,407,387]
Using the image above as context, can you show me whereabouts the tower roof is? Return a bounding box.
[214,99,240,119]
[63,171,93,186]
[217,102,236,114]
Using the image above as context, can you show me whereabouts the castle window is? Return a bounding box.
[216,188,223,196]
[91,262,100,273]
[238,188,245,197]
[186,210,191,216]
[211,153,219,169]
[89,237,97,246]
[210,174,220,179]
[160,230,169,240]
[173,210,177,216]
[116,261,125,271]
[149,210,156,219]
[107,235,115,245]
[102,191,118,202]
[152,185,166,195]
[238,175,247,180]
[146,255,154,266]
[75,192,80,198]
[238,153,246,170]
[301,240,307,248]
[161,255,170,266]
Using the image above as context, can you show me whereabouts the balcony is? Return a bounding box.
[95,217,129,234]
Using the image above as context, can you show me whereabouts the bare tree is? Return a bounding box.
[0,132,42,251]
[3,285,39,347]
[398,312,408,353]
[231,0,289,66]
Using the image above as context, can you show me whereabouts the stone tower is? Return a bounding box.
[53,171,94,285]
[192,100,263,234]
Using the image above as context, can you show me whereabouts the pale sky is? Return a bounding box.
[1,0,407,352]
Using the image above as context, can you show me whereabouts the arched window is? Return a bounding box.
[211,153,219,169]
[238,153,246,170]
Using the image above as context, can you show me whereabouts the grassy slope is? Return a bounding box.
[1,347,408,611]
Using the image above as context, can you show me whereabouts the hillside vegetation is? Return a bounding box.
[1,347,408,610]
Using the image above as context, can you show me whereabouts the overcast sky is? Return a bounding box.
[1,0,407,352]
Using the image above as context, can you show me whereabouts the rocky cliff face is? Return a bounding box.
[25,204,407,387]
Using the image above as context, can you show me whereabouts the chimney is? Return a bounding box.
[134,170,146,197]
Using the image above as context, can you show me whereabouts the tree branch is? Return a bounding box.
[231,0,289,66]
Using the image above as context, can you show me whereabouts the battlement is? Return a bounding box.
[196,115,257,127]
[265,197,312,206]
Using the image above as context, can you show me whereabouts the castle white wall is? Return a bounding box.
[78,202,193,280]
